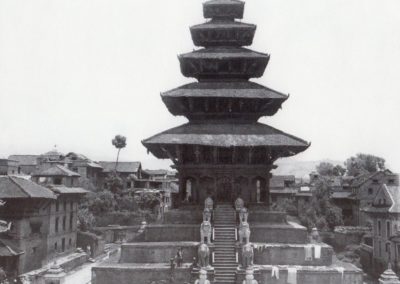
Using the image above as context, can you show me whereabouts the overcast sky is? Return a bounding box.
[0,0,399,171]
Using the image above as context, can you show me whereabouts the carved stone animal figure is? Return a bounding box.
[239,221,250,244]
[201,221,212,244]
[198,244,210,268]
[242,243,254,269]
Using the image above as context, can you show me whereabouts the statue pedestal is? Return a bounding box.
[191,266,215,283]
[236,266,260,283]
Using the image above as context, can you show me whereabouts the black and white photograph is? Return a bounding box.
[0,0,399,283]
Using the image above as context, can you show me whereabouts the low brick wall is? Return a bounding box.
[144,224,200,242]
[120,242,200,263]
[252,243,333,266]
[77,231,106,258]
[250,222,308,244]
[333,227,370,250]
[248,211,287,224]
[163,209,203,224]
[94,226,142,243]
[92,264,192,284]
[235,264,363,284]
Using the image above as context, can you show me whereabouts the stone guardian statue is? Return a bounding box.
[238,221,250,244]
[197,244,211,269]
[194,269,211,284]
[200,220,212,244]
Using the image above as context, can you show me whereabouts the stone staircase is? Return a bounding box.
[213,204,237,284]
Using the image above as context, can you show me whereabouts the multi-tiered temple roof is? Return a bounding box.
[143,0,309,205]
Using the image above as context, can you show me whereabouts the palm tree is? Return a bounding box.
[112,135,127,171]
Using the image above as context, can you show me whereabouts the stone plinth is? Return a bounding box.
[252,243,334,266]
[250,222,308,244]
[92,263,192,284]
[235,263,363,284]
[143,224,200,242]
[120,242,201,263]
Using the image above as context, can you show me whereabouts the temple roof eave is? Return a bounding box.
[142,122,310,159]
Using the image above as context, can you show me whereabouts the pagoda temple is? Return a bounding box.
[142,0,310,206]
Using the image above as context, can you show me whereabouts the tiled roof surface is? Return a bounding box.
[32,165,80,177]
[270,175,295,188]
[143,122,309,148]
[99,162,141,173]
[8,155,38,166]
[0,176,56,199]
[49,185,88,195]
[162,81,288,99]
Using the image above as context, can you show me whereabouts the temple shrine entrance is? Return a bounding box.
[217,177,232,203]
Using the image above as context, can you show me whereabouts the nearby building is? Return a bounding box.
[7,155,39,175]
[0,159,19,175]
[31,165,81,187]
[269,175,298,204]
[66,152,103,188]
[352,170,399,226]
[365,184,400,275]
[0,176,56,277]
[99,161,142,189]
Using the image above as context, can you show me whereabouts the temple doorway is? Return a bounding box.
[217,177,232,203]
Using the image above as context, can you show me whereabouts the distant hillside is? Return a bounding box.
[272,159,344,178]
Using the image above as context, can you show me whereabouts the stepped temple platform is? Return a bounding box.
[93,205,363,284]
[93,1,364,283]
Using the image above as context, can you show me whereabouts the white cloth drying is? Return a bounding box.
[314,245,321,259]
[287,267,297,284]
[271,266,279,279]
[304,244,313,261]
[335,267,345,284]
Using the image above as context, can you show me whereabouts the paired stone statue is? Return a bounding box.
[197,244,211,269]
[239,207,248,224]
[204,197,213,211]
[242,269,258,284]
[200,220,212,244]
[235,196,244,212]
[203,208,211,222]
[241,242,254,269]
[194,269,210,284]
[238,221,251,244]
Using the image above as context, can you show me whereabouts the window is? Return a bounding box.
[62,238,65,252]
[378,220,382,236]
[70,201,73,211]
[62,216,66,231]
[368,188,373,195]
[54,177,62,185]
[32,247,37,254]
[64,201,67,211]
[373,179,379,184]
[70,212,73,230]
[55,217,59,233]
[126,182,131,188]
[56,201,59,212]
[379,241,382,257]
[387,221,391,237]
[388,179,395,184]
[69,238,72,246]
[54,242,58,251]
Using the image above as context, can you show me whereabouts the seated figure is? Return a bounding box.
[239,207,248,224]
[200,220,212,244]
[197,244,211,269]
[204,197,213,211]
[242,269,258,284]
[235,197,244,211]
[242,243,254,269]
[238,221,251,244]
[194,269,210,284]
[203,208,212,222]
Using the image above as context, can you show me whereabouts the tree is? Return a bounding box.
[112,135,127,170]
[316,162,335,176]
[298,180,343,231]
[316,162,346,177]
[104,172,124,194]
[88,190,117,215]
[345,153,385,176]
[77,208,96,231]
